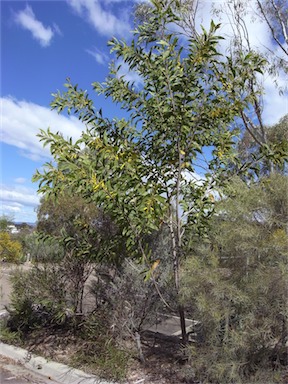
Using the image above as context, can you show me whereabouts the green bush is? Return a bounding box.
[72,340,129,382]
[0,323,22,345]
[23,233,64,263]
[71,312,131,382]
[181,175,288,383]
[7,265,69,333]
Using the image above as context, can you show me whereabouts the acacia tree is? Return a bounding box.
[0,215,22,263]
[33,0,267,342]
[0,232,22,263]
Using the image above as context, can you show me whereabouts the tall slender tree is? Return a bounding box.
[33,0,267,342]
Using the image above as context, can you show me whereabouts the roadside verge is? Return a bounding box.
[0,342,116,384]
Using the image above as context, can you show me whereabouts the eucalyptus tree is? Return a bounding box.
[210,0,288,174]
[255,0,288,60]
[33,0,267,342]
[236,113,288,178]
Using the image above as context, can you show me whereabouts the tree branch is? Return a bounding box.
[256,0,288,56]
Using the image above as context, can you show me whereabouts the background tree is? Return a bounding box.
[23,232,64,263]
[35,192,127,313]
[210,0,287,176]
[36,193,123,263]
[0,215,13,232]
[255,0,288,62]
[235,113,288,178]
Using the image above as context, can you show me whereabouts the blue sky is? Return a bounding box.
[1,0,287,223]
[1,0,139,223]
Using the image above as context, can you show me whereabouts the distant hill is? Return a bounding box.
[14,222,36,227]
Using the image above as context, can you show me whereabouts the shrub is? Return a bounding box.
[23,232,64,263]
[0,232,22,263]
[7,265,70,333]
[71,311,131,382]
[181,175,288,383]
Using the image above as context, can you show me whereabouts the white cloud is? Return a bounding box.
[0,185,40,223]
[86,47,109,64]
[68,0,130,37]
[14,5,56,47]
[1,185,39,208]
[1,203,22,214]
[262,75,288,125]
[14,178,27,184]
[116,60,143,87]
[1,204,37,223]
[1,97,84,161]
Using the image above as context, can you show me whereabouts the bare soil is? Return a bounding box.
[5,328,196,384]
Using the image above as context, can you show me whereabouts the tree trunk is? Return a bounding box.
[168,211,187,343]
[135,331,145,364]
[179,304,188,344]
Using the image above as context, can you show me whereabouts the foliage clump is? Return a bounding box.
[181,174,288,383]
[71,312,130,382]
[6,265,69,334]
[0,232,22,263]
